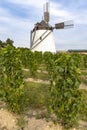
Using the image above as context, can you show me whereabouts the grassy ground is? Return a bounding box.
[24,81,50,110]
[23,69,50,80]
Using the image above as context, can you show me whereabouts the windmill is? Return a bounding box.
[30,2,74,52]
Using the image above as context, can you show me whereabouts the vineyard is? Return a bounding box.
[0,44,87,130]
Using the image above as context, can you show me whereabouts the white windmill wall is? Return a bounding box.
[31,30,56,53]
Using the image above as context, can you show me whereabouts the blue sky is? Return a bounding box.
[0,0,87,50]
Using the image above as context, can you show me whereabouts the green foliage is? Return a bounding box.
[0,45,25,113]
[79,90,87,121]
[17,115,26,128]
[18,48,38,76]
[43,52,54,76]
[83,55,87,68]
[49,52,82,128]
[34,51,43,65]
[70,52,81,68]
[0,45,85,129]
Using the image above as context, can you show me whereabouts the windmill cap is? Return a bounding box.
[32,20,52,31]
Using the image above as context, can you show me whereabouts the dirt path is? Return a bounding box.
[0,108,62,130]
[24,117,62,130]
[0,108,82,130]
[0,109,18,130]
[0,101,86,130]
[79,83,87,90]
[24,77,87,91]
[24,78,50,84]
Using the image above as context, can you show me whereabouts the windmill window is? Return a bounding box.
[40,37,42,40]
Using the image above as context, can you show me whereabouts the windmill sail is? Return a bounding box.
[55,20,74,29]
[55,22,64,29]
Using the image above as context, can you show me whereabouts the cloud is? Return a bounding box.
[50,0,87,25]
[0,5,33,47]
[0,0,87,50]
[50,2,72,19]
[6,0,45,8]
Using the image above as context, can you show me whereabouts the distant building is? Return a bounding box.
[68,49,87,54]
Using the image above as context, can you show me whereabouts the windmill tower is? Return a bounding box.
[30,2,73,52]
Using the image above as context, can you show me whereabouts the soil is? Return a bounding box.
[0,101,87,130]
[0,109,18,130]
[79,83,87,90]
[0,104,63,130]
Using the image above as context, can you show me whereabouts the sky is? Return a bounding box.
[0,0,87,50]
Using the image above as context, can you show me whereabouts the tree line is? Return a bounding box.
[0,38,14,48]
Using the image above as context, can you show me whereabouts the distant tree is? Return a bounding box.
[0,40,3,48]
[0,38,14,48]
[6,38,14,46]
[0,40,2,46]
[0,40,2,44]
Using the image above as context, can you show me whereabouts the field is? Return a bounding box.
[0,46,87,130]
[0,65,87,130]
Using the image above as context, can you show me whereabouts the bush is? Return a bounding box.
[0,45,25,113]
[49,52,82,128]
